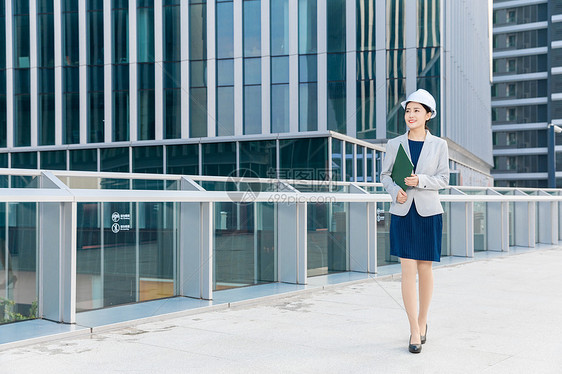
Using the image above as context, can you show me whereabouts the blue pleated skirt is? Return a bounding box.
[390,201,442,262]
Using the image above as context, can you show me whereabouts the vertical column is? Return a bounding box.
[514,190,535,247]
[278,201,307,284]
[233,0,243,136]
[179,178,213,299]
[375,0,386,139]
[54,0,63,145]
[317,0,327,131]
[405,0,416,95]
[288,0,298,133]
[29,0,38,147]
[449,188,474,257]
[538,191,558,244]
[261,0,270,134]
[129,0,138,141]
[207,1,216,137]
[79,0,87,144]
[104,0,112,142]
[154,0,163,140]
[346,0,356,138]
[180,1,189,138]
[348,185,374,273]
[486,189,509,252]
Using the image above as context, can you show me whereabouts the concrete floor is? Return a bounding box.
[1,247,562,373]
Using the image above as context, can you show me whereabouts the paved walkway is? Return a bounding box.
[1,248,561,373]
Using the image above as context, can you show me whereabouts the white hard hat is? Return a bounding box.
[401,89,437,119]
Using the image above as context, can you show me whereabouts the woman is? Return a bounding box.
[381,89,449,354]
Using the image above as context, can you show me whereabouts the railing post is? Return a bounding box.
[514,190,535,247]
[39,172,76,323]
[449,188,474,257]
[538,190,558,244]
[278,200,307,284]
[348,184,376,273]
[486,189,509,252]
[179,177,213,300]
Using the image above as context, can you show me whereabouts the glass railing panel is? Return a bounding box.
[441,202,450,256]
[307,202,349,276]
[0,202,38,325]
[292,183,349,193]
[376,201,396,266]
[509,202,515,246]
[10,176,40,188]
[76,201,179,312]
[213,202,276,290]
[199,180,280,193]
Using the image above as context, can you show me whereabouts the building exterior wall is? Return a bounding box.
[0,0,492,185]
[492,0,562,188]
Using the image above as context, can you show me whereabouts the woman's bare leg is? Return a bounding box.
[400,258,420,344]
[417,260,433,336]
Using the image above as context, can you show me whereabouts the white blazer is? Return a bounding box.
[381,130,450,217]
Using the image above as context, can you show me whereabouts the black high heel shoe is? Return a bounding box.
[421,324,427,344]
[409,335,422,353]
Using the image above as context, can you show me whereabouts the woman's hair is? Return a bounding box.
[406,101,432,130]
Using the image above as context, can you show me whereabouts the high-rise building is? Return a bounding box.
[492,0,562,188]
[0,0,492,184]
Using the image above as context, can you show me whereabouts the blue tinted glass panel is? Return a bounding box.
[356,0,375,51]
[163,62,180,88]
[38,13,54,67]
[239,140,277,178]
[243,0,261,57]
[87,9,104,65]
[244,85,261,135]
[11,152,37,169]
[0,153,7,168]
[164,4,180,61]
[113,91,130,141]
[327,0,345,53]
[327,53,345,81]
[217,59,234,86]
[63,66,79,93]
[138,89,155,140]
[271,0,289,56]
[418,0,440,48]
[190,87,207,137]
[387,0,405,49]
[88,91,105,143]
[137,5,154,62]
[244,58,261,85]
[217,86,234,136]
[271,56,289,84]
[299,54,317,82]
[299,83,317,131]
[38,68,55,94]
[386,78,406,138]
[202,142,236,176]
[298,0,317,54]
[417,48,440,77]
[216,2,234,59]
[112,64,129,90]
[137,63,155,90]
[271,84,289,133]
[356,80,376,139]
[133,146,163,173]
[279,138,328,179]
[164,89,181,139]
[70,149,98,171]
[189,4,206,60]
[62,0,78,12]
[63,92,80,144]
[13,14,30,68]
[357,51,375,80]
[38,93,55,145]
[189,61,206,87]
[167,144,199,175]
[387,50,404,78]
[14,94,31,146]
[101,147,129,172]
[41,150,67,170]
[112,8,129,63]
[63,8,79,66]
[87,0,104,11]
[327,81,346,133]
[38,0,54,12]
[88,65,104,92]
[13,69,30,94]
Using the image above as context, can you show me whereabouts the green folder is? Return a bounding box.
[391,143,414,191]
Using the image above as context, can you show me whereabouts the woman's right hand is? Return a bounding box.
[396,189,407,204]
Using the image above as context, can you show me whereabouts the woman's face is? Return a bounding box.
[405,101,431,131]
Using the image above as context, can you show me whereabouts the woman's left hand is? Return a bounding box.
[404,173,419,187]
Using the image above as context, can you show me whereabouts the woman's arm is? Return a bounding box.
[381,142,402,202]
[416,141,450,190]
